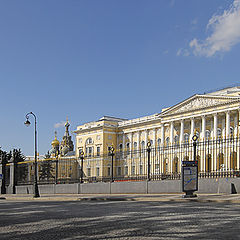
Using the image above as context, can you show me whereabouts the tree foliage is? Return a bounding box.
[39,151,54,181]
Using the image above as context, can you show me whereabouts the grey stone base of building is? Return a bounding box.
[12,178,240,195]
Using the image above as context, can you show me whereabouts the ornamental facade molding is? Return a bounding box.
[161,95,240,117]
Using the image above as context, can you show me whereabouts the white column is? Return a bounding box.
[213,114,218,140]
[190,118,195,141]
[129,133,133,154]
[226,111,230,170]
[201,116,206,141]
[201,115,206,172]
[145,130,148,147]
[153,128,156,147]
[222,117,225,139]
[213,114,218,171]
[122,133,125,156]
[170,122,174,144]
[226,111,230,138]
[234,113,238,137]
[137,131,140,156]
[180,120,184,143]
[161,124,165,146]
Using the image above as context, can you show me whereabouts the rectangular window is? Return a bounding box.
[107,167,111,176]
[131,166,135,175]
[96,167,100,176]
[97,146,100,156]
[140,165,143,175]
[117,167,121,176]
[87,168,91,177]
[124,166,128,175]
[88,147,92,157]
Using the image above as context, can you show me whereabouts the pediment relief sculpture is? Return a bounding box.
[163,96,239,115]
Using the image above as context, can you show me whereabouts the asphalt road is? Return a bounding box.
[0,200,240,240]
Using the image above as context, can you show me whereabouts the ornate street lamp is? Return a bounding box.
[24,112,40,198]
[79,150,84,183]
[147,141,151,181]
[108,146,115,182]
[192,134,198,165]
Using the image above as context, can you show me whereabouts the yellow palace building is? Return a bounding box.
[74,86,240,180]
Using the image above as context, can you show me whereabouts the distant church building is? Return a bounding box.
[49,119,74,157]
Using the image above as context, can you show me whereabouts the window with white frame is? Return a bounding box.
[205,130,210,140]
[117,167,121,176]
[166,137,170,147]
[217,128,222,140]
[126,142,130,155]
[124,166,128,175]
[141,141,145,153]
[184,134,189,144]
[87,168,91,177]
[96,146,100,156]
[86,138,93,145]
[96,167,100,176]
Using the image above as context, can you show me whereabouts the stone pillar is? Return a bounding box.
[213,114,218,140]
[161,124,165,147]
[9,159,16,194]
[153,128,156,147]
[201,115,206,172]
[145,130,148,147]
[170,122,174,144]
[130,132,133,159]
[180,120,184,143]
[190,118,195,141]
[234,114,238,137]
[226,111,230,138]
[137,131,140,157]
[226,111,230,170]
[122,133,125,157]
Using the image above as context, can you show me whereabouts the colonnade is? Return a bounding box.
[118,110,240,174]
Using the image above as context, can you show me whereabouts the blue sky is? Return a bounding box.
[0,0,240,156]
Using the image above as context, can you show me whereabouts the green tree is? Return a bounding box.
[11,149,28,183]
[39,152,54,181]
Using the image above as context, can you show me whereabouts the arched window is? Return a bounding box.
[230,127,234,137]
[184,133,189,144]
[166,137,170,147]
[196,131,199,141]
[205,130,210,140]
[86,138,93,145]
[126,142,130,155]
[119,143,123,152]
[141,141,145,153]
[133,142,137,154]
[174,135,179,145]
[157,138,161,145]
[217,128,222,139]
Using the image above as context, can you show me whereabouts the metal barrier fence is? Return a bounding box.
[14,137,240,185]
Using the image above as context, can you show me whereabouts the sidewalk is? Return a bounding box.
[1,193,240,203]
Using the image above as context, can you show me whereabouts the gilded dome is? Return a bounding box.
[51,132,60,147]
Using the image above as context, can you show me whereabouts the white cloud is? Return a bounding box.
[190,0,240,57]
[54,121,66,128]
[177,48,190,57]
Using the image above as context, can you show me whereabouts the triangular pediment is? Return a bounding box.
[161,95,240,116]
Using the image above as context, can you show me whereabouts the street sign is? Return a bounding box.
[182,161,198,193]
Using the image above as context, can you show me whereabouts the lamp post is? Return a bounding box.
[79,150,84,183]
[109,146,115,182]
[147,141,151,181]
[192,134,198,165]
[55,150,59,184]
[24,112,40,198]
